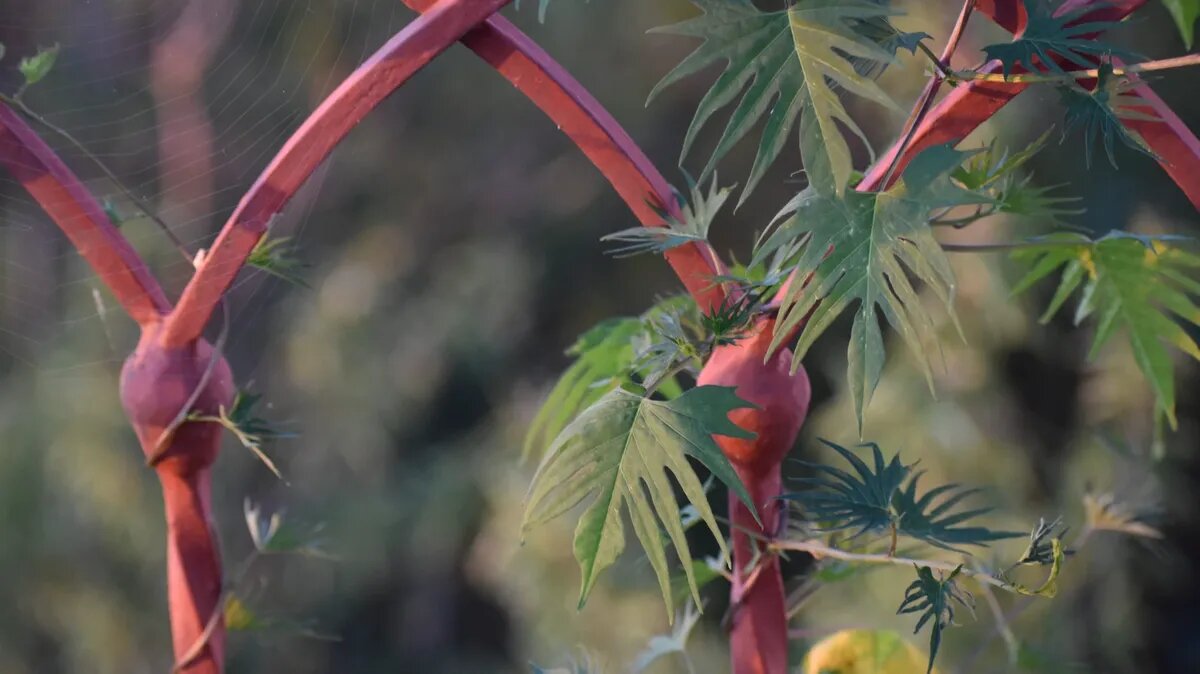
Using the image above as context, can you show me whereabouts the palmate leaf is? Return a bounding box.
[898,566,973,674]
[786,440,1018,549]
[1060,64,1158,168]
[522,386,759,617]
[648,0,900,203]
[523,318,643,461]
[787,439,908,538]
[1011,232,1200,427]
[755,144,993,428]
[981,0,1138,79]
[893,473,1023,551]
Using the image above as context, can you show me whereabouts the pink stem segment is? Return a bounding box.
[0,104,170,325]
[162,0,515,347]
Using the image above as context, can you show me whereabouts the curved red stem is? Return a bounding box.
[400,0,729,310]
[162,0,515,347]
[0,104,170,325]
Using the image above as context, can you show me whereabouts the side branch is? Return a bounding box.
[160,0,514,347]
[401,0,729,311]
[859,0,1147,191]
[0,104,171,325]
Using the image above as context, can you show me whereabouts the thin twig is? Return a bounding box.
[975,562,1020,665]
[951,53,1200,84]
[769,539,1017,591]
[0,93,194,262]
[938,239,1084,253]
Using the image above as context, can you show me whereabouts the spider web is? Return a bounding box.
[0,0,404,371]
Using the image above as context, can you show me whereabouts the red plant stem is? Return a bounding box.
[880,0,976,188]
[400,0,728,310]
[122,328,235,673]
[0,104,170,325]
[1115,59,1200,210]
[161,0,515,347]
[860,0,1149,191]
[161,469,225,674]
[698,324,811,674]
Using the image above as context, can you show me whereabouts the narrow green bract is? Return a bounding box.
[522,385,758,617]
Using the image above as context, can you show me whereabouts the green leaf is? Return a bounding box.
[980,0,1138,79]
[893,473,1023,551]
[18,43,59,86]
[523,318,643,461]
[1162,0,1200,48]
[601,172,731,257]
[787,1,903,196]
[522,386,758,616]
[1011,517,1069,567]
[1012,232,1200,427]
[952,130,1082,224]
[631,602,702,673]
[898,566,973,674]
[786,439,909,539]
[247,235,310,287]
[648,0,899,204]
[787,440,1018,549]
[756,144,991,428]
[1060,63,1158,168]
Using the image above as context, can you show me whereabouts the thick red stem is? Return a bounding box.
[0,104,170,324]
[727,465,788,674]
[160,469,225,674]
[122,328,234,673]
[162,0,514,347]
[698,325,810,674]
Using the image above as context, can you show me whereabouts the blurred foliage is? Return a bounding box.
[0,1,1197,673]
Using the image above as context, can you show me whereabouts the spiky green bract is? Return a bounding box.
[247,235,310,287]
[648,0,900,203]
[523,318,642,461]
[1060,64,1158,168]
[898,566,973,674]
[1011,232,1200,427]
[601,173,731,258]
[981,0,1138,79]
[786,440,1019,549]
[755,144,993,429]
[952,130,1082,224]
[1162,0,1200,48]
[522,386,759,617]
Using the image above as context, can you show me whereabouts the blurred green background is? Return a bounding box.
[0,0,1197,672]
